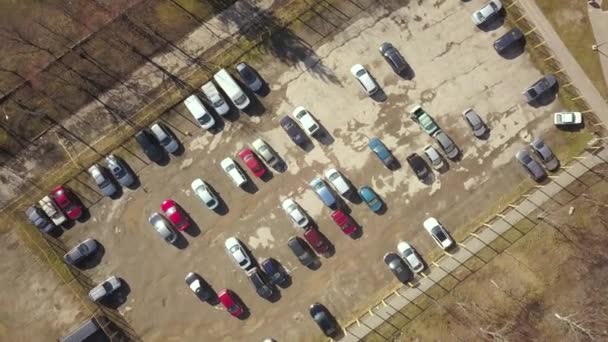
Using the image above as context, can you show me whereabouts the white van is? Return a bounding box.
[201,81,230,115]
[213,69,250,110]
[184,94,215,130]
[39,195,67,226]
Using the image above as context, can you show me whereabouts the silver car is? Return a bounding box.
[462,108,488,138]
[432,130,459,160]
[148,213,177,244]
[397,241,425,273]
[150,122,179,154]
[105,154,135,187]
[89,275,121,302]
[530,138,559,171]
[515,150,546,181]
[423,145,444,170]
[64,238,98,265]
[87,164,117,197]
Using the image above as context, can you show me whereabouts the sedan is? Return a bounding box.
[462,108,488,138]
[236,62,263,92]
[423,145,445,171]
[494,28,524,54]
[293,106,320,136]
[246,267,275,300]
[515,150,546,181]
[324,168,352,197]
[303,228,330,255]
[225,237,253,270]
[185,272,214,301]
[25,206,54,233]
[218,289,244,318]
[150,121,179,154]
[89,275,121,302]
[383,252,413,283]
[554,112,583,126]
[63,238,98,265]
[331,210,357,236]
[279,115,307,147]
[471,0,502,26]
[310,177,337,208]
[433,130,459,160]
[358,186,383,213]
[87,164,117,197]
[161,199,190,231]
[105,154,135,187]
[220,157,247,187]
[281,198,309,229]
[397,241,425,273]
[350,64,379,95]
[50,185,82,220]
[530,138,559,171]
[406,153,429,181]
[310,303,339,338]
[368,137,396,168]
[523,74,557,103]
[238,148,266,177]
[251,138,279,168]
[261,258,289,287]
[423,217,454,250]
[191,178,219,210]
[148,212,177,244]
[287,236,316,267]
[379,42,407,74]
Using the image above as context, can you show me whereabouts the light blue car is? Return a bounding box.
[359,186,383,212]
[310,177,337,208]
[368,137,395,168]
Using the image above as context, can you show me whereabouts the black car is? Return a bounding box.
[493,28,524,54]
[310,303,339,337]
[383,252,413,283]
[261,258,288,287]
[406,153,429,181]
[185,272,214,301]
[246,267,275,300]
[379,42,407,74]
[280,116,307,147]
[236,62,263,92]
[287,237,316,267]
[135,129,164,164]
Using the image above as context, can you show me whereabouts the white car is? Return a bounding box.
[350,64,379,95]
[225,237,252,270]
[251,138,279,168]
[220,158,247,187]
[201,81,230,115]
[39,195,67,226]
[324,168,351,196]
[184,94,215,130]
[397,241,425,273]
[293,106,320,136]
[471,0,502,26]
[281,198,309,229]
[423,145,444,171]
[89,275,121,302]
[423,217,454,250]
[191,178,218,210]
[554,112,582,126]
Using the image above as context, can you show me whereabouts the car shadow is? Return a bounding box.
[299,138,315,153]
[76,207,91,223]
[100,277,131,309]
[421,171,436,185]
[267,287,282,303]
[370,87,388,102]
[206,184,229,216]
[233,292,250,320]
[184,218,201,238]
[171,142,186,157]
[529,88,558,107]
[556,121,585,132]
[108,183,124,200]
[477,11,505,32]
[207,112,226,135]
[387,157,402,171]
[313,127,335,146]
[173,232,189,250]
[260,169,274,182]
[237,83,266,117]
[152,151,171,167]
[477,127,491,141]
[241,179,259,194]
[375,202,388,216]
[398,65,416,80]
[349,224,364,240]
[78,241,105,270]
[321,306,344,340]
[498,40,526,60]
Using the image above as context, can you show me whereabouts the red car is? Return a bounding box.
[238,148,265,178]
[303,228,330,254]
[218,289,244,317]
[331,210,357,236]
[161,199,190,231]
[50,185,82,220]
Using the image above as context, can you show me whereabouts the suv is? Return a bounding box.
[246,267,275,299]
[494,28,523,54]
[409,105,439,136]
[406,153,429,181]
[25,206,55,233]
[89,276,121,302]
[287,236,316,267]
[135,129,164,164]
[379,42,407,74]
[433,130,459,160]
[220,158,247,187]
[87,164,117,197]
[150,122,179,154]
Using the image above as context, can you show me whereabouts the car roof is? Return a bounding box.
[220,158,235,168]
[423,217,440,231]
[350,64,365,75]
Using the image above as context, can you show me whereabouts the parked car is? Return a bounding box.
[261,258,288,287]
[368,137,396,168]
[201,81,230,115]
[220,158,247,187]
[246,267,275,299]
[324,168,352,196]
[236,62,263,92]
[64,238,98,265]
[135,129,164,164]
[225,237,253,270]
[331,210,357,236]
[406,153,429,181]
[523,74,557,103]
[280,116,308,147]
[39,195,67,226]
[25,206,55,233]
[310,177,337,208]
[350,64,379,95]
[554,112,583,126]
[161,199,190,231]
[471,0,503,26]
[105,154,135,187]
[287,236,316,267]
[150,122,179,154]
[383,252,413,283]
[397,241,425,273]
[423,217,454,250]
[87,164,117,197]
[293,106,320,136]
[433,130,459,160]
[310,303,339,337]
[462,108,488,138]
[218,289,244,317]
[191,178,219,210]
[303,228,330,254]
[238,148,266,178]
[214,68,250,110]
[148,212,177,244]
[515,150,546,181]
[409,105,439,136]
[185,272,214,301]
[184,94,215,130]
[281,198,309,229]
[358,186,383,213]
[530,138,559,171]
[423,145,445,171]
[251,138,279,168]
[379,42,407,74]
[494,28,524,54]
[88,275,121,302]
[51,185,82,220]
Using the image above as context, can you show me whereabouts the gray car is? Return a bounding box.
[236,62,263,92]
[523,74,557,103]
[287,236,316,267]
[462,108,488,138]
[25,206,55,233]
[383,252,413,283]
[433,130,459,160]
[379,42,407,74]
[89,275,121,302]
[105,154,135,187]
[64,238,98,265]
[150,122,179,154]
[530,138,559,171]
[515,150,546,181]
[148,213,177,244]
[87,164,117,197]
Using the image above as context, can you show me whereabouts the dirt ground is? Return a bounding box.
[48,0,591,341]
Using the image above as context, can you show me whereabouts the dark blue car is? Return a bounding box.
[368,138,395,168]
[261,258,288,287]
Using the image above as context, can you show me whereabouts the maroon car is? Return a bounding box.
[303,228,329,254]
[331,210,357,236]
[50,185,83,220]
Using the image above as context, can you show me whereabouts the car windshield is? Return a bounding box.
[166,207,177,216]
[159,135,171,146]
[403,249,413,257]
[99,177,111,188]
[308,124,319,132]
[112,166,126,178]
[259,145,268,153]
[476,12,485,21]
[235,94,247,105]
[225,164,235,172]
[522,154,533,164]
[198,114,211,125]
[78,244,90,254]
[328,172,339,181]
[212,97,224,107]
[313,182,325,191]
[102,282,114,292]
[227,303,239,313]
[368,197,380,206]
[528,89,538,98]
[283,121,294,129]
[240,68,255,81]
[295,111,306,119]
[356,69,366,77]
[432,227,447,241]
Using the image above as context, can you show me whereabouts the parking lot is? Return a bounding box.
[55,0,578,340]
